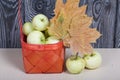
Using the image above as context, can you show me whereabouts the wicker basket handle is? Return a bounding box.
[18,0,23,39]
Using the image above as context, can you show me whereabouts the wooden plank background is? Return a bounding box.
[0,0,119,48]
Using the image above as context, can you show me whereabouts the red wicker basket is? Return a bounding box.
[18,0,65,73]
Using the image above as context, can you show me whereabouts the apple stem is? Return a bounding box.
[75,52,79,60]
[41,19,44,22]
[91,53,95,57]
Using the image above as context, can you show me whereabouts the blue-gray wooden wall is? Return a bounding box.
[0,0,120,48]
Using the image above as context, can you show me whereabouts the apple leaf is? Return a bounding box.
[48,0,101,54]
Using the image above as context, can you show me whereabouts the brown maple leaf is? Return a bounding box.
[51,0,65,23]
[48,0,101,54]
[68,26,101,54]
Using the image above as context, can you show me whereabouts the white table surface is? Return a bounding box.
[0,48,120,80]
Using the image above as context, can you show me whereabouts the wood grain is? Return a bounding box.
[115,0,120,48]
[80,0,117,48]
[0,0,21,48]
[0,0,118,48]
[24,0,56,22]
[92,0,116,48]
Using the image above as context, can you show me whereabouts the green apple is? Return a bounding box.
[32,14,49,31]
[83,51,102,69]
[27,31,45,44]
[66,55,85,74]
[46,36,59,44]
[22,22,34,35]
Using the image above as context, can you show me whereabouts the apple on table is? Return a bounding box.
[66,51,102,74]
[66,54,85,74]
[83,51,102,69]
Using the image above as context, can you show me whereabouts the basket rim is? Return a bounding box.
[21,37,64,51]
[21,38,63,47]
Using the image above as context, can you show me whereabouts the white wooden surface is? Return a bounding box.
[0,48,120,80]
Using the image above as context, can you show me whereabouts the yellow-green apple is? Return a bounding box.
[46,36,59,44]
[27,31,45,44]
[22,22,34,35]
[83,51,102,69]
[32,14,49,31]
[66,55,85,74]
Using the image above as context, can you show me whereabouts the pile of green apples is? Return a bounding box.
[22,14,59,44]
[66,51,102,74]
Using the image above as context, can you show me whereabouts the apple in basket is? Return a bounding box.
[27,31,45,44]
[66,54,85,74]
[83,51,102,69]
[22,22,34,36]
[46,36,60,44]
[32,14,49,31]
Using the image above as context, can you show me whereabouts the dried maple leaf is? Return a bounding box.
[68,26,101,54]
[48,0,101,54]
[51,0,65,23]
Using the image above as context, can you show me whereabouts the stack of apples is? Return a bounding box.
[22,14,59,44]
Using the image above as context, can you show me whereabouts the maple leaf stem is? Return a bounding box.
[68,17,74,29]
[67,16,75,38]
[62,23,72,40]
